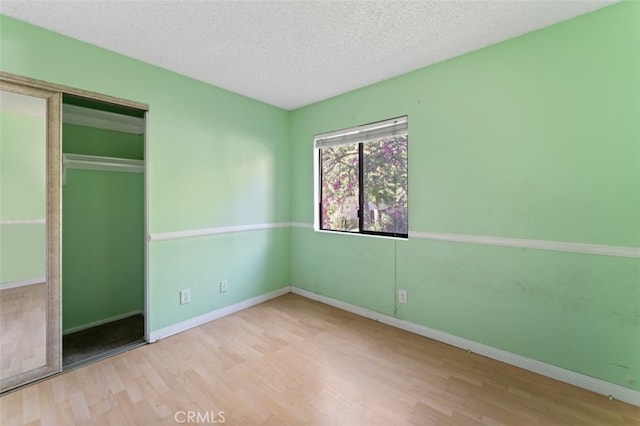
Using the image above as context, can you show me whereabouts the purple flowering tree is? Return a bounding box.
[320,144,359,231]
[321,136,408,234]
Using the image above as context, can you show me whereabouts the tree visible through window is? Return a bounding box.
[316,117,408,238]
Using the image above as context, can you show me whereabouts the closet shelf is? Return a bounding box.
[63,154,144,174]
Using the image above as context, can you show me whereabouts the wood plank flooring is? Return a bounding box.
[0,283,47,380]
[1,293,638,425]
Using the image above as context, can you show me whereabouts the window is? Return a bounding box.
[315,116,408,238]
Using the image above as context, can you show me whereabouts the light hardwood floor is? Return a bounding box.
[0,283,47,380]
[1,293,638,425]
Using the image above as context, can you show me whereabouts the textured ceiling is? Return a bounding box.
[0,1,616,110]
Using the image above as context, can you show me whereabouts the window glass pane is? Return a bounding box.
[320,144,359,232]
[362,136,408,235]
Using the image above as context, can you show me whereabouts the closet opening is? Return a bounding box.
[61,94,147,370]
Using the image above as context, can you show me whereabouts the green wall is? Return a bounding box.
[290,2,640,391]
[0,111,46,284]
[0,14,291,333]
[62,124,144,331]
[63,123,143,160]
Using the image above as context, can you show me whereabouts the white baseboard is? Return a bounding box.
[291,286,640,407]
[63,310,144,335]
[148,286,292,342]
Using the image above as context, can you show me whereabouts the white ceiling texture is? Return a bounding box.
[0,0,617,110]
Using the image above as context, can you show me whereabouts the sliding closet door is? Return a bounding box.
[0,81,62,392]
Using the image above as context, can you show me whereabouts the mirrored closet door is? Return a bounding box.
[0,82,62,392]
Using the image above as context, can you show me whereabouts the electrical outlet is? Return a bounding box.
[398,289,407,304]
[220,280,228,293]
[180,289,191,305]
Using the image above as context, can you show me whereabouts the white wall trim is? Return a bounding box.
[62,310,144,335]
[0,277,45,290]
[291,286,640,407]
[149,222,292,242]
[410,231,640,259]
[291,222,639,259]
[148,286,291,342]
[0,219,46,225]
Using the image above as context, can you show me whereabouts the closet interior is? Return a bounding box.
[61,95,146,369]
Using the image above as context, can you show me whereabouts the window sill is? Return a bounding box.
[314,228,408,241]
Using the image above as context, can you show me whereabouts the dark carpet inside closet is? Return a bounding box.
[63,314,144,369]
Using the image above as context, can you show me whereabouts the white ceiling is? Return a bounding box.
[0,1,617,110]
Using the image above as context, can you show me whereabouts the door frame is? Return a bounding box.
[0,72,150,389]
